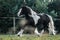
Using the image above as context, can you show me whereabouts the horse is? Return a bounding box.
[17,6,56,36]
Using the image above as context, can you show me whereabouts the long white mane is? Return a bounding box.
[26,6,40,25]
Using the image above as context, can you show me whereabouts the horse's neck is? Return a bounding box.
[29,9,40,25]
[25,14,30,19]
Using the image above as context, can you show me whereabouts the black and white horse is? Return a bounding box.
[17,6,56,36]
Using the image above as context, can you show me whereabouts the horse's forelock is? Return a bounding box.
[17,8,22,17]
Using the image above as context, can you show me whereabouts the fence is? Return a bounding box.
[0,17,60,34]
[0,17,17,34]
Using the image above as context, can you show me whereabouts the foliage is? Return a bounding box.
[0,0,60,17]
[36,0,48,13]
[0,18,13,33]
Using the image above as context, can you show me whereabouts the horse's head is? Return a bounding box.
[17,5,38,18]
[17,6,32,17]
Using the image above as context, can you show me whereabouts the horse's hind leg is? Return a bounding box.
[17,29,24,37]
[34,28,44,36]
[34,28,40,36]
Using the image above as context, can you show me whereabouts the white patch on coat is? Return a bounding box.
[30,9,40,25]
[17,8,22,17]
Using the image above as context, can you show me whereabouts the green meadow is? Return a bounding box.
[0,34,60,40]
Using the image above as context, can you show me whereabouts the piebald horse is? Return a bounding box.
[17,6,56,36]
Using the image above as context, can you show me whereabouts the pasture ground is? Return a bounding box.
[0,34,60,40]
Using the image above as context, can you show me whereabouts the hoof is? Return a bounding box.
[17,34,23,37]
[17,35,20,36]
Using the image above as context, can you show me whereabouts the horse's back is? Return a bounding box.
[38,14,50,23]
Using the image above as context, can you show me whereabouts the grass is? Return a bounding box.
[0,34,60,40]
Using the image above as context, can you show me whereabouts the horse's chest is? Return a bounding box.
[27,18,35,26]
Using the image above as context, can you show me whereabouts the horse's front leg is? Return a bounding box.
[17,29,24,37]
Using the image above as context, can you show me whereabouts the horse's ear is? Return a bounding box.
[21,3,27,8]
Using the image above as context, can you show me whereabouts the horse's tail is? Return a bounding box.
[47,14,56,35]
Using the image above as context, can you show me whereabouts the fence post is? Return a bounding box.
[13,17,16,34]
